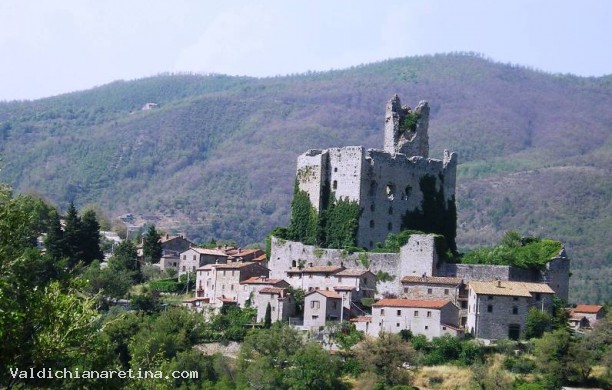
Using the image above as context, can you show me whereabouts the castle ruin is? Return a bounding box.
[296,95,457,250]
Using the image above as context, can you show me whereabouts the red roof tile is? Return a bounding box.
[335,268,372,277]
[306,290,341,299]
[573,304,603,314]
[259,287,287,295]
[373,298,451,309]
[241,277,287,286]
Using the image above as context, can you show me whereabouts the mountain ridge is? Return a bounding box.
[0,53,610,302]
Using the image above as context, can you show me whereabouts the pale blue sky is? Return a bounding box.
[0,0,610,101]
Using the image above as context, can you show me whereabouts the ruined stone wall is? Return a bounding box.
[384,95,430,158]
[327,146,365,203]
[355,150,457,248]
[544,250,570,301]
[269,237,402,296]
[296,149,328,211]
[399,234,438,277]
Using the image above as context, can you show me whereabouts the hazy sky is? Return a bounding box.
[1,0,610,101]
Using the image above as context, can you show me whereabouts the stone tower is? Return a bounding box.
[295,95,457,249]
[384,94,430,157]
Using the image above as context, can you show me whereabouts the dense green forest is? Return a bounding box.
[0,53,610,303]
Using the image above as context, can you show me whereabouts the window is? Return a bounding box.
[370,220,375,228]
[230,285,234,291]
[414,311,419,317]
[387,222,392,231]
[221,285,225,291]
[444,289,449,295]
[404,287,409,293]
[332,180,337,190]
[442,326,447,330]
[427,288,433,294]
[427,311,432,317]
[425,326,429,330]
[370,204,375,212]
[309,274,313,279]
[488,295,493,300]
[231,270,235,276]
[397,309,402,316]
[311,301,320,309]
[487,305,493,313]
[192,266,195,271]
[381,309,385,315]
[512,306,518,315]
[385,183,396,200]
[535,293,541,301]
[461,301,468,309]
[388,207,393,215]
[272,306,276,311]
[513,297,519,301]
[223,270,226,276]
[182,266,185,271]
[338,277,342,283]
[334,167,338,172]
[193,255,196,260]
[182,255,186,260]
[396,323,400,327]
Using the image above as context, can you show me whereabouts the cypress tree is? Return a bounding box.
[44,209,65,261]
[142,225,162,263]
[63,202,83,268]
[264,302,272,328]
[81,210,103,266]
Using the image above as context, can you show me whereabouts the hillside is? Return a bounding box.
[0,53,610,303]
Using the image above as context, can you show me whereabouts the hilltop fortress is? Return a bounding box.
[269,95,570,303]
[295,95,458,250]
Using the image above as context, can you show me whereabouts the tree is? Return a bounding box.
[264,302,272,328]
[524,307,551,339]
[63,201,84,268]
[356,332,416,387]
[534,329,571,388]
[80,209,103,266]
[44,209,65,261]
[142,224,162,263]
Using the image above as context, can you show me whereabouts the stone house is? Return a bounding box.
[179,247,267,277]
[195,261,269,309]
[570,304,605,329]
[401,275,468,327]
[255,287,296,323]
[466,281,555,341]
[286,265,345,292]
[362,298,461,339]
[239,276,290,307]
[303,290,343,329]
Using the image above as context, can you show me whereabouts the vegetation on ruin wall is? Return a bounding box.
[461,231,562,270]
[401,174,457,252]
[284,180,361,249]
[398,111,421,135]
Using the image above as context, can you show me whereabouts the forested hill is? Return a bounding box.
[0,53,610,303]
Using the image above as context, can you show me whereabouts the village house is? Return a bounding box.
[466,280,555,341]
[255,287,296,323]
[139,234,193,271]
[357,298,461,339]
[195,261,270,309]
[401,275,468,327]
[569,304,605,330]
[178,246,267,276]
[303,290,343,329]
[286,265,345,292]
[239,276,290,307]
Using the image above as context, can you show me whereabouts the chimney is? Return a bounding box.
[497,280,502,287]
[165,233,169,239]
[238,248,242,254]
[308,262,313,267]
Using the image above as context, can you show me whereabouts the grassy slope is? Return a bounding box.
[0,54,610,303]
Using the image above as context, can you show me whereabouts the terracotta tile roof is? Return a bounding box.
[186,247,228,256]
[253,254,267,262]
[287,266,345,274]
[573,304,603,314]
[335,268,371,277]
[240,277,287,285]
[373,298,451,309]
[333,286,356,291]
[213,262,262,270]
[401,276,463,285]
[350,315,372,323]
[306,290,341,299]
[469,281,554,297]
[259,287,287,295]
[225,248,262,257]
